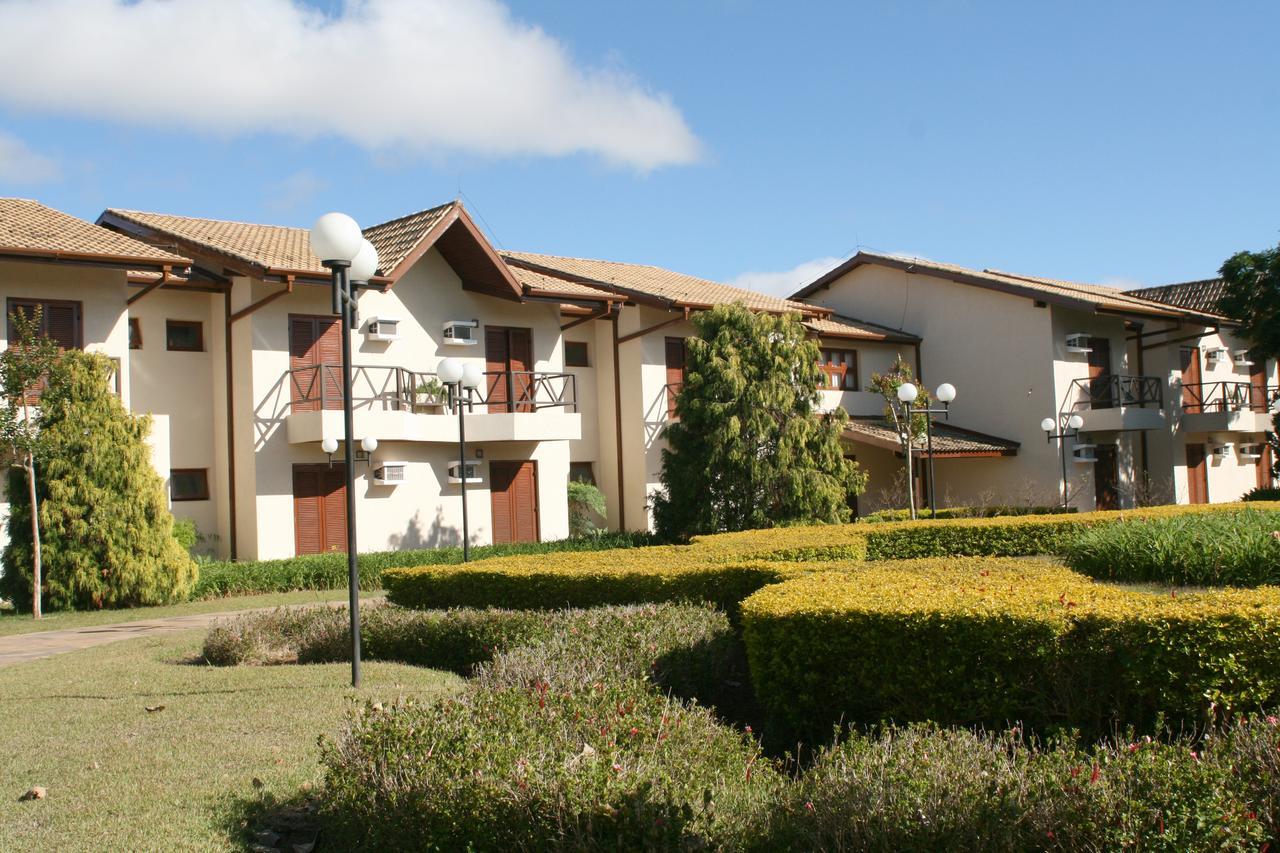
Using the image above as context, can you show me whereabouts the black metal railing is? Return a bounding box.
[1179,381,1276,415]
[1069,375,1163,411]
[287,364,577,414]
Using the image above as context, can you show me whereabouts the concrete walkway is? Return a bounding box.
[0,598,381,668]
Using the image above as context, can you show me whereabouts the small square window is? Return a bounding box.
[565,341,589,367]
[166,320,203,352]
[128,318,142,350]
[569,462,595,485]
[170,469,209,501]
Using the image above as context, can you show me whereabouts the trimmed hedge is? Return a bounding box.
[860,505,1074,523]
[741,558,1280,744]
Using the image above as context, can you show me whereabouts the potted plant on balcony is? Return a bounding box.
[412,378,448,414]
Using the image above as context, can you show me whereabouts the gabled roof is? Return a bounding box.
[843,416,1019,458]
[0,198,188,270]
[804,313,919,343]
[794,250,1219,323]
[503,251,829,317]
[507,264,620,302]
[1126,279,1229,319]
[100,201,524,300]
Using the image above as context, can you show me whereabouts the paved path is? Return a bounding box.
[0,598,382,668]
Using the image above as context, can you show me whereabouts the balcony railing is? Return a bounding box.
[287,364,577,415]
[1069,375,1163,411]
[1179,381,1277,414]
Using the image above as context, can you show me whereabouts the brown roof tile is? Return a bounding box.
[0,198,187,267]
[805,313,919,343]
[843,416,1019,457]
[507,264,618,300]
[1126,279,1229,318]
[359,203,454,276]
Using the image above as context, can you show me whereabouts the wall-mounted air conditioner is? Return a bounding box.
[1239,443,1264,460]
[1233,350,1254,367]
[1072,444,1097,463]
[372,461,408,485]
[443,320,479,346]
[1211,443,1233,460]
[1065,333,1092,354]
[365,316,400,342]
[1205,347,1227,365]
[447,460,483,484]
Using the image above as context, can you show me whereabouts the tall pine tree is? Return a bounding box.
[652,304,865,539]
[2,351,196,610]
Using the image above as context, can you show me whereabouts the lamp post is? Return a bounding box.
[897,382,958,519]
[895,383,919,520]
[1042,413,1086,509]
[438,357,484,561]
[310,212,378,689]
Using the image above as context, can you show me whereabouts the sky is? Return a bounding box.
[0,0,1277,295]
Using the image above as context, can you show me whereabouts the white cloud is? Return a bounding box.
[729,256,844,297]
[0,0,701,171]
[265,169,328,213]
[0,130,59,184]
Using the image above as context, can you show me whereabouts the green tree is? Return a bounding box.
[1,351,197,611]
[1218,242,1280,478]
[652,304,865,540]
[0,308,62,618]
[869,355,931,516]
[567,480,607,538]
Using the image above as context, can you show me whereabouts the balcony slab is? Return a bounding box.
[287,408,581,445]
[1180,409,1273,435]
[1075,406,1166,432]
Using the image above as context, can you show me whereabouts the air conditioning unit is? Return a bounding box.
[1065,333,1092,354]
[365,316,400,342]
[447,460,483,484]
[1205,347,1227,365]
[1239,443,1264,460]
[1233,350,1254,367]
[443,320,479,346]
[1211,444,1233,460]
[1072,444,1097,463]
[372,461,408,486]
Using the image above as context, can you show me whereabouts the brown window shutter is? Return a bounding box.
[293,468,324,555]
[665,337,686,419]
[289,317,319,412]
[509,328,534,412]
[317,320,343,411]
[322,468,348,551]
[513,461,539,542]
[485,327,510,413]
[490,461,515,544]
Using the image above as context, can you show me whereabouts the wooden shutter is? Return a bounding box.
[490,461,516,544]
[321,467,348,551]
[1185,445,1208,505]
[509,328,534,412]
[1088,338,1113,409]
[289,315,342,412]
[665,337,686,419]
[293,465,347,554]
[485,327,511,413]
[490,460,539,544]
[7,298,81,350]
[1258,443,1274,490]
[1250,360,1268,411]
[512,461,539,542]
[1180,347,1203,413]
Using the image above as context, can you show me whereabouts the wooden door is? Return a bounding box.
[293,465,347,554]
[1250,359,1268,412]
[665,337,686,419]
[1258,443,1274,491]
[289,315,342,412]
[1088,337,1113,409]
[485,327,534,413]
[1094,445,1119,510]
[1180,347,1203,413]
[490,461,540,544]
[1185,444,1209,505]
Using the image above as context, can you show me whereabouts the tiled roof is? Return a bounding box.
[0,198,187,267]
[843,416,1019,457]
[795,250,1214,321]
[804,313,919,343]
[360,203,454,275]
[507,263,619,300]
[503,251,826,316]
[1126,279,1229,318]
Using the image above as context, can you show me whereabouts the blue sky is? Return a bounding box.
[0,0,1276,295]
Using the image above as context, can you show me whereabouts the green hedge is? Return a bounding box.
[741,558,1280,745]
[860,505,1074,523]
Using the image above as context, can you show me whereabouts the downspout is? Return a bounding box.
[913,342,924,381]
[612,307,626,531]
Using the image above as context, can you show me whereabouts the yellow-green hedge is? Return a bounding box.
[740,558,1280,744]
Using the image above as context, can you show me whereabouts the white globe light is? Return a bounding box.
[437,357,463,384]
[935,382,956,403]
[461,362,485,390]
[1040,417,1056,433]
[320,437,339,454]
[349,238,379,282]
[896,382,918,403]
[1067,414,1085,430]
[361,436,378,453]
[310,212,363,263]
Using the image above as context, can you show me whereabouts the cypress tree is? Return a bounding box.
[652,304,866,540]
[2,351,196,610]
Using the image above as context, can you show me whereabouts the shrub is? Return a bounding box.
[1244,486,1280,502]
[740,559,1280,745]
[171,518,199,553]
[568,480,607,538]
[1061,509,1280,586]
[860,505,1074,523]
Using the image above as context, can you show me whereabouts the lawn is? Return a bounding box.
[0,629,462,851]
[0,588,380,638]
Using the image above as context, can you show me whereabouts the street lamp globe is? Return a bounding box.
[349,238,379,283]
[437,357,463,385]
[461,362,484,390]
[361,436,378,453]
[1040,417,1056,433]
[935,382,956,403]
[310,212,363,264]
[1068,414,1085,430]
[320,437,339,454]
[897,382,918,403]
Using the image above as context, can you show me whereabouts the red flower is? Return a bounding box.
[804,802,815,812]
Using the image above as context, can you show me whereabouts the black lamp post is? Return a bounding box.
[1042,413,1085,509]
[310,213,378,689]
[895,381,957,518]
[437,357,484,561]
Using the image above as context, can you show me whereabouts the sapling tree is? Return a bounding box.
[869,355,931,515]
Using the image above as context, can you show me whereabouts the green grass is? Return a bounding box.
[0,630,462,851]
[0,588,380,638]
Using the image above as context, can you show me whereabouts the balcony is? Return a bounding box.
[1179,381,1277,434]
[284,364,581,445]
[1067,375,1165,432]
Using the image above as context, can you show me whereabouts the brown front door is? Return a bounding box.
[293,464,348,555]
[485,327,534,413]
[1185,444,1209,505]
[289,315,342,412]
[1094,445,1119,510]
[1180,347,1203,413]
[1250,359,1268,412]
[1088,337,1113,409]
[665,337,686,419]
[490,460,539,544]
